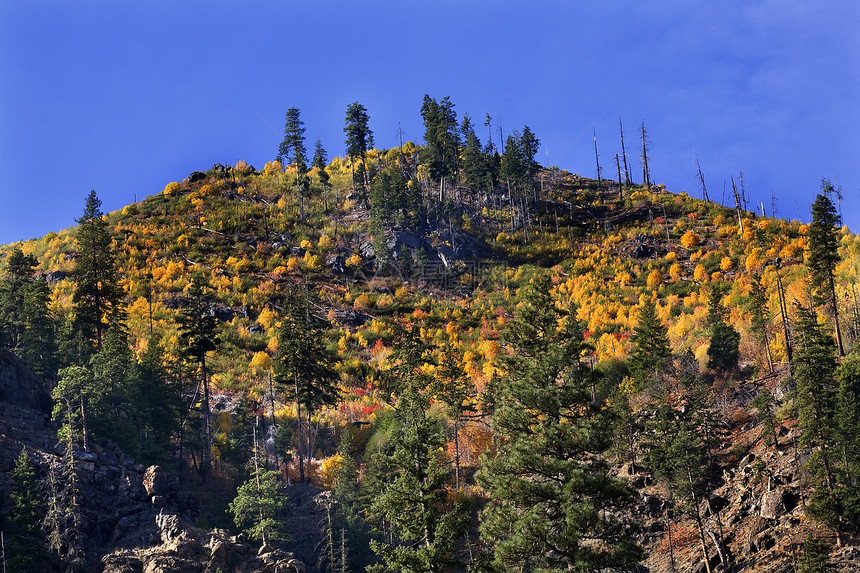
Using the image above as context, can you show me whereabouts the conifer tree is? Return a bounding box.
[631,299,672,392]
[366,380,468,573]
[44,426,86,571]
[228,439,289,546]
[0,248,56,376]
[706,286,740,372]
[72,190,124,352]
[479,274,641,571]
[52,365,93,452]
[344,102,374,201]
[751,386,780,448]
[278,107,310,220]
[460,114,485,195]
[313,138,331,207]
[836,352,860,531]
[177,273,220,477]
[4,448,46,573]
[645,401,717,573]
[420,95,459,202]
[274,292,339,483]
[793,305,843,545]
[806,183,844,356]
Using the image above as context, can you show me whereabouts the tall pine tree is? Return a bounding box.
[479,274,641,571]
[806,183,844,356]
[71,190,124,353]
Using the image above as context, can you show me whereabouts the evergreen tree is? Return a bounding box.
[751,386,780,448]
[313,138,331,207]
[706,286,740,372]
[645,400,719,573]
[460,114,485,195]
[177,273,220,477]
[806,183,844,356]
[44,426,86,571]
[366,381,468,573]
[0,248,56,376]
[278,107,310,220]
[228,444,290,546]
[630,299,672,393]
[4,448,46,573]
[344,101,374,201]
[88,328,141,453]
[478,274,641,571]
[273,292,339,483]
[793,305,843,545]
[71,190,124,352]
[52,365,93,451]
[420,95,459,202]
[836,352,860,531]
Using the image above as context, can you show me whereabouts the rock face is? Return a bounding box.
[0,349,308,573]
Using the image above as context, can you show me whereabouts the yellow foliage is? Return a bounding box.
[720,256,734,271]
[680,230,700,249]
[287,257,300,271]
[163,181,181,196]
[318,454,344,489]
[346,254,363,269]
[745,248,764,273]
[646,269,663,291]
[318,235,333,251]
[694,264,708,283]
[616,270,633,287]
[257,307,277,331]
[249,351,272,373]
[304,254,323,270]
[353,293,372,311]
[669,263,682,282]
[267,337,279,354]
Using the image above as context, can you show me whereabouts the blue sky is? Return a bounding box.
[1,1,858,244]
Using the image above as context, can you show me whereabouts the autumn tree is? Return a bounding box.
[806,183,844,356]
[479,274,641,571]
[749,274,774,372]
[72,190,124,353]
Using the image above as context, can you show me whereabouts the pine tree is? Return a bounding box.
[706,286,740,372]
[278,107,310,220]
[806,183,844,356]
[645,400,718,573]
[420,95,459,203]
[0,248,56,376]
[478,274,641,571]
[44,428,86,571]
[460,114,485,195]
[72,190,124,352]
[5,448,46,573]
[793,305,843,545]
[751,386,780,448]
[836,352,860,531]
[228,438,289,546]
[630,299,672,393]
[52,365,93,452]
[273,292,339,483]
[366,381,468,573]
[177,273,220,477]
[312,138,331,209]
[344,101,374,202]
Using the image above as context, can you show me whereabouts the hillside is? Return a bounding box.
[1,131,859,572]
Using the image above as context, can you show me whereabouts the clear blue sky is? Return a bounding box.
[1,1,858,244]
